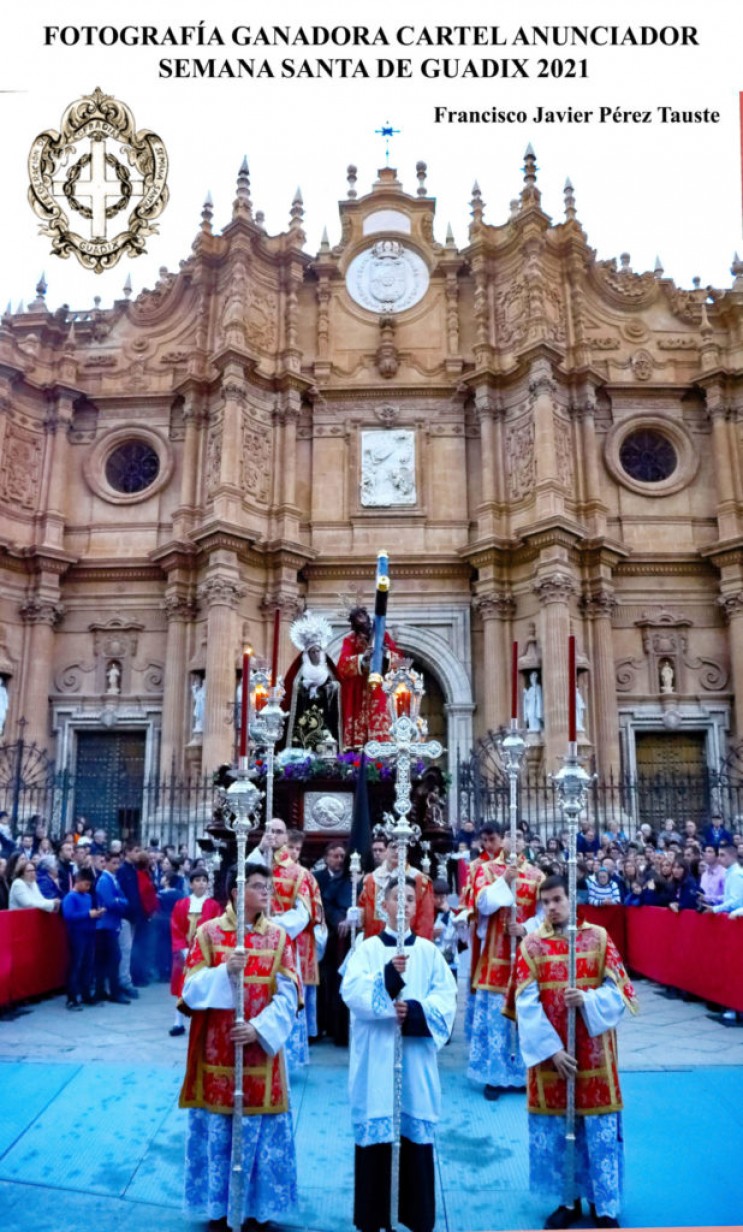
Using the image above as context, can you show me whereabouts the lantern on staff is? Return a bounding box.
[382,661,427,737]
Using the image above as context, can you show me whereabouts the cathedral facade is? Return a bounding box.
[2,152,743,828]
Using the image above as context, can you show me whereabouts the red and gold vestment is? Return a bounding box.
[179,906,299,1116]
[271,847,318,987]
[470,857,543,994]
[359,865,434,941]
[170,894,221,996]
[506,920,637,1116]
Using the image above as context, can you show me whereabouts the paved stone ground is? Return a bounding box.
[0,971,741,1231]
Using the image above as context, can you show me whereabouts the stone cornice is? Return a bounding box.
[613,556,716,578]
[303,558,473,583]
[65,563,164,583]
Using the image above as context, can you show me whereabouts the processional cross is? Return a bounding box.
[364,663,443,1230]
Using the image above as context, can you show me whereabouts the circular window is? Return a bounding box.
[619,430,677,484]
[84,427,173,505]
[604,415,698,498]
[105,440,160,494]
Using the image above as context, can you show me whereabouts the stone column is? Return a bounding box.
[276,387,302,539]
[707,385,738,541]
[719,592,743,739]
[529,357,560,521]
[159,594,197,776]
[43,394,75,550]
[212,365,247,525]
[172,394,206,537]
[474,389,503,538]
[473,593,515,734]
[19,596,64,751]
[198,571,246,773]
[582,588,620,778]
[534,572,576,772]
[261,591,302,688]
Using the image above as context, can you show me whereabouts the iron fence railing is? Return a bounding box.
[455,751,743,844]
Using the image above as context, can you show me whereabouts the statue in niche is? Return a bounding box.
[576,684,587,733]
[660,660,675,695]
[0,677,8,737]
[192,677,206,733]
[105,661,121,696]
[524,671,544,732]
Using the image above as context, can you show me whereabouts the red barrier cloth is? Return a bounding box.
[579,903,627,960]
[0,909,69,1005]
[625,906,743,1012]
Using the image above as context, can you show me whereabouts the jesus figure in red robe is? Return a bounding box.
[336,606,400,749]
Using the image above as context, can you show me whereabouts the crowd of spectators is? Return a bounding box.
[2,804,742,1028]
[0,810,207,1010]
[452,810,743,919]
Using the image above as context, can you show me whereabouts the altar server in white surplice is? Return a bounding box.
[341,876,457,1232]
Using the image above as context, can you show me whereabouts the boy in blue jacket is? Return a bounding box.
[61,869,105,1008]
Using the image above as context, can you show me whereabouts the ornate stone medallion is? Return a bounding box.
[346,240,429,313]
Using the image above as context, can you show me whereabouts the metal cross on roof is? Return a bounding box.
[375,121,401,164]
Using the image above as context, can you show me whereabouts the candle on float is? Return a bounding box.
[395,684,411,718]
[239,646,251,758]
[255,684,269,712]
[270,608,280,686]
[568,635,577,743]
[511,641,518,721]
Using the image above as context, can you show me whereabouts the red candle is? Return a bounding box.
[270,607,281,686]
[568,635,577,743]
[511,641,518,720]
[239,646,251,758]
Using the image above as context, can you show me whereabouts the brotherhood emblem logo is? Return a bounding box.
[28,87,169,274]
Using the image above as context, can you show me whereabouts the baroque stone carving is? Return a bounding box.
[718,593,743,622]
[198,576,246,609]
[360,430,416,507]
[162,595,197,623]
[90,617,143,661]
[533,573,576,605]
[241,418,271,502]
[554,417,574,490]
[496,276,565,349]
[375,318,399,379]
[615,657,642,692]
[205,418,223,497]
[260,592,303,619]
[19,599,65,626]
[581,590,617,619]
[472,593,516,620]
[248,287,278,350]
[346,240,429,314]
[506,421,536,501]
[0,424,42,509]
[374,404,400,427]
[631,349,654,381]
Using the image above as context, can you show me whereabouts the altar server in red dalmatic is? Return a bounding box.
[179,860,301,1229]
[505,875,638,1231]
[169,866,221,1037]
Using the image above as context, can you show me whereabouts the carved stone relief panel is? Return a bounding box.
[241,416,272,503]
[360,429,416,507]
[554,417,574,490]
[205,417,223,498]
[506,420,536,501]
[0,423,42,509]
